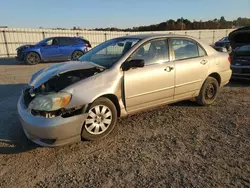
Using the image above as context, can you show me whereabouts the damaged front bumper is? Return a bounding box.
[17,94,88,147]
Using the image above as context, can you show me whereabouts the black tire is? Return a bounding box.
[81,97,117,141]
[196,77,219,106]
[25,52,41,65]
[71,50,84,60]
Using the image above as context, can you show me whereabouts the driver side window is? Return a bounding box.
[45,38,58,46]
[130,39,169,65]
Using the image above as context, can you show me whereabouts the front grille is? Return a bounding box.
[23,88,34,108]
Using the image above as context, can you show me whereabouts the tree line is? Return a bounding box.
[91,17,250,32]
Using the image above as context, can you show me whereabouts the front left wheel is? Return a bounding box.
[25,52,41,65]
[81,97,117,141]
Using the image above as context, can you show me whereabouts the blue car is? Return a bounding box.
[214,37,232,52]
[16,36,92,65]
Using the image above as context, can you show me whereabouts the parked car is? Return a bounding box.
[229,27,250,80]
[16,36,92,65]
[17,34,232,146]
[214,36,232,52]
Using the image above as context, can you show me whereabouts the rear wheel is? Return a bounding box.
[81,97,117,141]
[196,77,219,106]
[25,52,40,65]
[71,50,84,60]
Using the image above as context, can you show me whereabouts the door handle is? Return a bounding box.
[164,66,174,72]
[200,60,208,65]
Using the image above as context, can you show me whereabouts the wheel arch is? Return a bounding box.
[71,49,84,55]
[25,50,41,59]
[89,94,121,117]
[208,72,221,86]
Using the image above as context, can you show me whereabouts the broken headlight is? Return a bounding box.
[28,92,72,112]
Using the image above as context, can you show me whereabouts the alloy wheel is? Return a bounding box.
[85,105,112,135]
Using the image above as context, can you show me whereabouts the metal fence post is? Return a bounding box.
[225,30,228,36]
[42,31,45,39]
[199,31,201,39]
[2,30,9,57]
[212,30,215,44]
[104,33,107,54]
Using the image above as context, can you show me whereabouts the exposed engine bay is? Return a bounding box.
[24,67,104,118]
[33,67,103,94]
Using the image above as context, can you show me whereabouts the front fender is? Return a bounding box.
[23,47,42,59]
[62,68,123,109]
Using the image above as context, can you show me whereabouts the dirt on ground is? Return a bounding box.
[0,59,249,188]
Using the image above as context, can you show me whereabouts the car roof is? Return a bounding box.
[119,33,190,40]
[119,33,217,56]
[47,36,80,39]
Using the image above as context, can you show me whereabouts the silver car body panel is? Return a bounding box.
[29,60,104,89]
[18,34,232,146]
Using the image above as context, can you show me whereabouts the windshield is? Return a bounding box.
[220,37,228,41]
[79,38,140,68]
[36,38,52,45]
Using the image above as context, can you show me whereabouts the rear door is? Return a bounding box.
[169,38,209,100]
[40,38,61,60]
[58,37,77,59]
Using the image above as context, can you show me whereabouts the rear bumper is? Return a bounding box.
[220,69,232,86]
[17,95,88,147]
[231,65,250,80]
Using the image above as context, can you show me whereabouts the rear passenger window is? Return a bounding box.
[170,39,199,60]
[58,38,75,45]
[198,45,207,57]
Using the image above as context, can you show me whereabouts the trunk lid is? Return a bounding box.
[229,27,250,50]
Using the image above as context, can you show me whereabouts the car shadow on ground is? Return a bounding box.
[0,57,24,65]
[226,79,250,88]
[0,57,68,66]
[0,84,39,154]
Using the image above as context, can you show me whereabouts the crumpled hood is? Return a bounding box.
[29,61,104,89]
[229,27,250,49]
[16,44,35,51]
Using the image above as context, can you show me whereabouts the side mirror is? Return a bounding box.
[122,59,145,71]
[41,43,47,47]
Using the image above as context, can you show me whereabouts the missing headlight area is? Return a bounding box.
[24,67,101,118]
[31,105,85,118]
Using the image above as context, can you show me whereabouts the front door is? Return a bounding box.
[169,38,209,99]
[40,38,61,60]
[124,39,175,113]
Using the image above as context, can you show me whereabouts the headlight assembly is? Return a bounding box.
[28,92,72,111]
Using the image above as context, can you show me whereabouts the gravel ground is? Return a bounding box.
[0,59,249,188]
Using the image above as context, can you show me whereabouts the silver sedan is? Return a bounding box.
[17,34,232,146]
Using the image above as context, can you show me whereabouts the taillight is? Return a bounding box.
[228,56,231,63]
